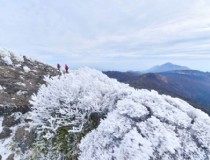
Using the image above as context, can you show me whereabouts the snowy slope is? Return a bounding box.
[1,68,210,159]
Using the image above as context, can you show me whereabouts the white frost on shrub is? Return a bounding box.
[0,117,19,160]
[2,55,13,65]
[23,66,31,72]
[16,82,26,87]
[17,90,27,96]
[0,49,13,65]
[15,64,21,68]
[2,68,209,160]
[0,85,5,91]
[25,68,210,160]
[0,48,24,65]
[13,53,24,62]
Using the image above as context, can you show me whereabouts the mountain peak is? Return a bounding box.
[163,62,175,66]
[146,62,190,73]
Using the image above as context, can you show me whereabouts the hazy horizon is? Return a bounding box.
[1,0,210,71]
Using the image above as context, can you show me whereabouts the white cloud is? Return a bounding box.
[0,0,210,71]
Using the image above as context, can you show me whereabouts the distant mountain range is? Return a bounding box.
[104,63,210,115]
[145,62,190,73]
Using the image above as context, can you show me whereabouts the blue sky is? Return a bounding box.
[0,0,210,71]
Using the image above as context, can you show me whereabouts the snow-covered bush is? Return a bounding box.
[22,68,131,159]
[0,49,13,65]
[2,68,210,160]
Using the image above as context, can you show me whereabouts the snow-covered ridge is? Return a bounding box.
[1,68,210,159]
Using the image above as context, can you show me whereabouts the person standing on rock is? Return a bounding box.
[57,64,61,71]
[65,64,69,73]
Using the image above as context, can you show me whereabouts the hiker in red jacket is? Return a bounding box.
[57,64,61,71]
[65,64,69,73]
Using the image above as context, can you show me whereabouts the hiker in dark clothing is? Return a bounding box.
[65,64,69,73]
[57,64,61,71]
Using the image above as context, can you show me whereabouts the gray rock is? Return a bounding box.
[0,127,12,139]
[2,114,20,127]
[15,127,35,153]
[0,104,29,116]
[15,127,25,142]
[6,153,14,160]
[0,104,17,116]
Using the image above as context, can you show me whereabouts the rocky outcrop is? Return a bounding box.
[0,127,12,139]
[0,50,58,107]
[0,49,58,113]
[0,49,59,158]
